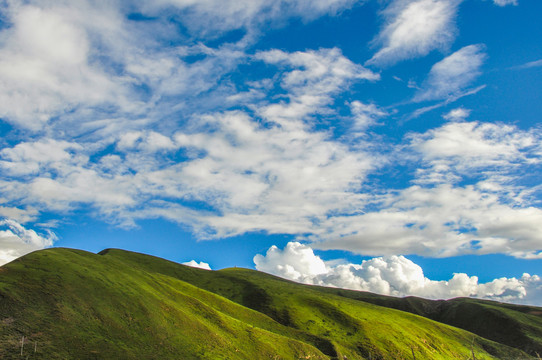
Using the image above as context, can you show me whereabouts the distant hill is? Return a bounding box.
[0,248,539,359]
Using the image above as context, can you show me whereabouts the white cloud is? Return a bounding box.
[443,107,470,121]
[173,109,376,238]
[0,219,56,265]
[349,101,388,130]
[0,46,377,235]
[0,205,38,224]
[141,0,361,34]
[182,260,212,270]
[313,184,542,258]
[0,2,540,266]
[256,48,379,129]
[0,139,85,176]
[254,242,328,282]
[0,1,252,133]
[0,4,133,130]
[415,44,486,101]
[117,131,177,153]
[514,59,542,70]
[493,0,518,6]
[255,242,542,305]
[411,120,539,175]
[307,120,542,259]
[368,0,461,66]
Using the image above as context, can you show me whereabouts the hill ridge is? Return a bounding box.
[0,247,539,359]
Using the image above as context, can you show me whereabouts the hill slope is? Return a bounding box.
[325,291,542,357]
[0,248,537,359]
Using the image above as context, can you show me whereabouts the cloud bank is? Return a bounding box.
[255,242,542,305]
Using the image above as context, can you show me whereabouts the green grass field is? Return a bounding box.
[0,248,539,359]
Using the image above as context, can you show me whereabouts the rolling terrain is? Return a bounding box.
[0,248,540,359]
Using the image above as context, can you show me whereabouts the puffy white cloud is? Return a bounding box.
[415,44,486,101]
[0,219,56,265]
[117,131,177,153]
[182,260,212,270]
[254,242,328,282]
[0,1,253,133]
[368,0,461,66]
[254,242,542,305]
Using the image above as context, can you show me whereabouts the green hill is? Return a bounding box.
[0,248,539,359]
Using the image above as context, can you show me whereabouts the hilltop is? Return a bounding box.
[1,248,540,359]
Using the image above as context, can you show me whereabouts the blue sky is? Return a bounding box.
[1,0,541,305]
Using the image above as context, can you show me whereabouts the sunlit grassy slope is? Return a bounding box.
[0,248,537,359]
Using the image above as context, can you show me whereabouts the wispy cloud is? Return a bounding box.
[493,0,518,7]
[349,101,388,130]
[140,0,362,35]
[513,59,542,70]
[414,44,486,101]
[367,0,461,66]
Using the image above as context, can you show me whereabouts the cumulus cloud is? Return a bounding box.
[0,219,56,265]
[368,0,461,66]
[255,242,542,305]
[182,260,212,270]
[415,44,486,101]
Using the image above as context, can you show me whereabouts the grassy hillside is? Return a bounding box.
[317,289,542,357]
[0,248,537,359]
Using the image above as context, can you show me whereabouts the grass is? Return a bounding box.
[0,247,538,359]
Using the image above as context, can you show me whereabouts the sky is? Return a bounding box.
[0,0,541,305]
